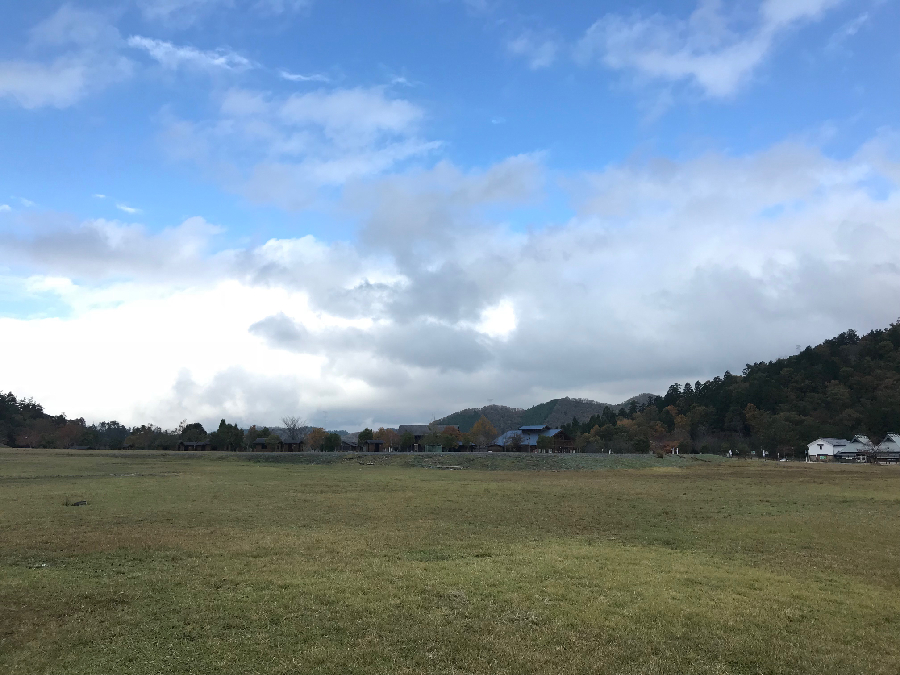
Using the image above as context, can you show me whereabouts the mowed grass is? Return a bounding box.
[1,450,899,674]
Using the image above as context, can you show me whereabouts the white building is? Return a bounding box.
[806,438,848,461]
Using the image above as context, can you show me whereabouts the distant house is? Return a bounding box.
[493,425,575,453]
[806,438,848,462]
[177,441,212,451]
[847,435,874,452]
[360,439,385,452]
[251,437,283,452]
[876,433,900,463]
[340,439,358,452]
[398,424,461,452]
[832,435,873,462]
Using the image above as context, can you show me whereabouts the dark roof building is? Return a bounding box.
[177,441,212,451]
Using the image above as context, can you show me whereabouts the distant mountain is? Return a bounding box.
[435,394,656,434]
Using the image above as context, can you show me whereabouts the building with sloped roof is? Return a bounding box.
[833,435,874,462]
[807,438,848,461]
[876,433,900,463]
[493,425,574,453]
[177,440,212,451]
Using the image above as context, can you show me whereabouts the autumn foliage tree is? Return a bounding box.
[305,427,327,451]
[375,427,399,450]
[470,415,498,448]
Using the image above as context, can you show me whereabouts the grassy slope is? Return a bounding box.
[2,450,899,674]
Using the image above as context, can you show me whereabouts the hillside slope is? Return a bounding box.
[436,394,655,433]
[559,320,900,455]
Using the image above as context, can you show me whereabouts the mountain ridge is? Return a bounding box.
[434,394,656,434]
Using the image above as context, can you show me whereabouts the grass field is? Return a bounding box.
[2,450,899,674]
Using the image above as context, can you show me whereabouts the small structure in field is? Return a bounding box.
[360,439,385,452]
[252,437,283,451]
[177,441,212,451]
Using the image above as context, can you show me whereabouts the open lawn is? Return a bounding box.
[1,450,899,674]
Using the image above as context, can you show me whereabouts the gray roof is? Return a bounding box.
[520,425,549,431]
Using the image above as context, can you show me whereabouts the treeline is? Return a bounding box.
[4,320,898,455]
[0,400,348,451]
[561,320,900,457]
[0,393,131,449]
[362,417,499,451]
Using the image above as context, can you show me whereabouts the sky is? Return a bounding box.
[0,0,898,432]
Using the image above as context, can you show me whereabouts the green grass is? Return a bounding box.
[2,450,899,674]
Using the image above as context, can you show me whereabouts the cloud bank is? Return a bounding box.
[2,132,898,430]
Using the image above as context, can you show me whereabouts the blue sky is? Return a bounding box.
[1,0,899,430]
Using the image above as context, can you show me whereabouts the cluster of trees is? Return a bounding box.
[155,417,344,452]
[561,321,900,457]
[0,392,131,449]
[0,402,348,452]
[354,417,500,451]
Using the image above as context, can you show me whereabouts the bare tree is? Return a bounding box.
[282,416,306,442]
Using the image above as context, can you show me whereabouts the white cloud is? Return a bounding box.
[577,0,846,98]
[3,133,899,430]
[116,203,141,214]
[0,59,94,109]
[279,70,330,83]
[93,194,107,199]
[127,36,254,72]
[507,31,559,69]
[0,204,11,212]
[161,86,441,209]
[0,215,224,283]
[0,6,132,109]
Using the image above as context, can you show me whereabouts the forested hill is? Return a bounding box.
[558,320,900,456]
[436,395,656,434]
[654,321,900,446]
